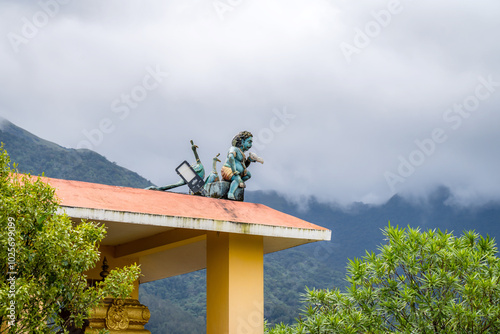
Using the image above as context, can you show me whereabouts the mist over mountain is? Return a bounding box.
[248,188,500,270]
[2,117,499,332]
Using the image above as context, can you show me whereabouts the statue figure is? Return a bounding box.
[221,131,263,200]
[145,134,262,201]
[146,140,205,191]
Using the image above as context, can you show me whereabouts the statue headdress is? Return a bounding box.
[231,131,253,148]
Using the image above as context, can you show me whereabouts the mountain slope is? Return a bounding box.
[0,118,154,188]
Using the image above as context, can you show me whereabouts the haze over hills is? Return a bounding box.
[1,117,499,333]
[248,188,500,270]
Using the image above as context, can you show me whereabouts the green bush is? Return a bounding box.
[0,147,140,333]
[267,224,500,333]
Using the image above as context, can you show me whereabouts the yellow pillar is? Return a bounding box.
[206,232,264,334]
[131,279,139,300]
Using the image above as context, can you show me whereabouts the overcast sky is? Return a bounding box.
[1,0,499,206]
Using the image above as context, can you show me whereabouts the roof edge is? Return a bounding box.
[60,206,332,241]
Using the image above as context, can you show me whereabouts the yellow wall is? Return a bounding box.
[207,232,264,334]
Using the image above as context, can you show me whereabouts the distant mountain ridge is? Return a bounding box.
[247,188,500,270]
[0,118,154,188]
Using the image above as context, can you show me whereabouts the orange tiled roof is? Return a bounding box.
[43,177,328,231]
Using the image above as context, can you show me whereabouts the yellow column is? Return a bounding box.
[207,232,264,334]
[131,279,139,299]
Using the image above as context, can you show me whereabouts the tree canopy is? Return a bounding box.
[0,147,140,333]
[267,224,500,333]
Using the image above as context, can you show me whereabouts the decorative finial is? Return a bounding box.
[100,257,109,280]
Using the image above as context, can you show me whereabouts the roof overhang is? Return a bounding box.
[45,177,331,283]
[61,206,331,283]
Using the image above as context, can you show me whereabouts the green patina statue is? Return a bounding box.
[146,132,263,201]
[221,131,264,200]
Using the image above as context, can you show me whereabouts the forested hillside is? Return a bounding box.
[0,118,154,188]
[2,118,499,333]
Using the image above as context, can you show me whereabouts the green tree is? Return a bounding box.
[0,147,140,333]
[266,224,500,333]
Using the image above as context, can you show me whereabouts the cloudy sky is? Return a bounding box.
[1,0,499,206]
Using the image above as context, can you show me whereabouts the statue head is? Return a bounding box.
[232,131,253,150]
